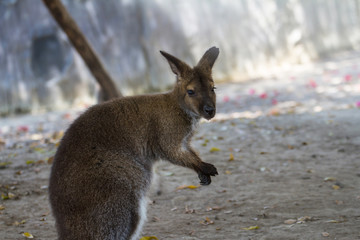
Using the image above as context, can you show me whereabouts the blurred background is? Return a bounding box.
[1,0,360,115]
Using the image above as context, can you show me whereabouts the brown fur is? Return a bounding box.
[49,47,219,240]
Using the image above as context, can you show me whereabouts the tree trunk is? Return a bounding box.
[42,0,122,101]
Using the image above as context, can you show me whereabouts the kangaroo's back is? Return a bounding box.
[49,47,220,240]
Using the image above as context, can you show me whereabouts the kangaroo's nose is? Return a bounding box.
[204,105,215,117]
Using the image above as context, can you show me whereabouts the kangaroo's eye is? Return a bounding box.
[187,90,195,96]
[212,87,216,92]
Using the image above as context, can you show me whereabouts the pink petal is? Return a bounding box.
[249,89,256,95]
[308,80,317,88]
[17,126,29,133]
[223,96,230,102]
[259,93,267,99]
[344,74,352,82]
[63,113,72,119]
[356,101,360,108]
[272,99,278,105]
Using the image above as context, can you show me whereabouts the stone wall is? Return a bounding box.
[1,0,360,114]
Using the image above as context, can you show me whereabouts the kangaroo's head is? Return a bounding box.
[160,47,219,120]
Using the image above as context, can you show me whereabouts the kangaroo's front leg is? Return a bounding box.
[163,147,218,185]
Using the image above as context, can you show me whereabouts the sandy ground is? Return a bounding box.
[1,53,360,240]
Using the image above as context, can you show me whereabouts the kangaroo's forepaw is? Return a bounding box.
[198,162,218,185]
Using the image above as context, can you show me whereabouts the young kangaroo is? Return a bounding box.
[49,47,220,240]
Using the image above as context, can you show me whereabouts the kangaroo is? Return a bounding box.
[49,47,220,240]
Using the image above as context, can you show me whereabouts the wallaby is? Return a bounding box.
[49,47,220,240]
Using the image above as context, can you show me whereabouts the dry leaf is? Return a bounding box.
[335,200,344,205]
[206,206,223,211]
[324,177,336,182]
[1,193,8,200]
[284,219,297,224]
[326,220,341,223]
[0,205,5,210]
[200,217,214,225]
[47,156,54,164]
[209,147,220,153]
[22,232,34,238]
[322,232,330,237]
[332,184,340,190]
[33,147,46,153]
[229,153,234,161]
[26,160,35,165]
[241,225,259,230]
[1,192,15,200]
[176,185,200,190]
[8,193,15,199]
[225,170,232,175]
[297,216,313,223]
[185,205,195,214]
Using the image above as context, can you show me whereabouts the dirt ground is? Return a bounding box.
[1,53,360,240]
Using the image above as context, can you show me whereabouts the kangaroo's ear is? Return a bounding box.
[197,46,219,71]
[160,50,190,77]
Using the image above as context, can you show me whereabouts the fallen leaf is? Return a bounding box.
[0,161,12,168]
[335,200,344,205]
[241,225,259,230]
[185,205,195,214]
[225,170,232,175]
[260,167,268,172]
[284,219,297,224]
[176,185,200,190]
[0,205,5,210]
[22,232,34,238]
[332,184,340,190]
[269,108,280,116]
[324,177,336,182]
[206,206,223,211]
[200,217,214,225]
[8,192,16,199]
[33,147,46,153]
[26,160,35,165]
[52,131,64,140]
[322,232,330,237]
[202,139,209,146]
[1,193,8,200]
[47,156,54,164]
[297,216,313,223]
[209,147,220,153]
[229,153,234,161]
[326,220,340,223]
[1,193,15,200]
[41,211,50,217]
